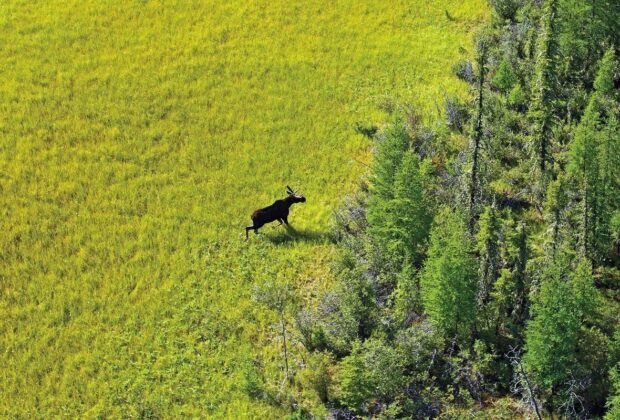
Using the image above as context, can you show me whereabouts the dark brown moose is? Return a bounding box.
[245,186,306,239]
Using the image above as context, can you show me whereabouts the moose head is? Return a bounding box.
[285,185,306,204]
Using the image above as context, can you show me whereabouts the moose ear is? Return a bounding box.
[286,185,293,194]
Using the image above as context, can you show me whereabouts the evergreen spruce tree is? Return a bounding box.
[468,36,488,233]
[543,173,568,260]
[594,49,620,261]
[529,0,558,184]
[568,48,619,261]
[476,203,503,307]
[368,128,433,269]
[510,221,529,326]
[568,99,602,258]
[598,114,620,261]
[606,365,620,419]
[367,119,413,272]
[368,120,410,207]
[389,151,433,263]
[420,207,478,340]
[524,257,598,406]
[593,48,619,96]
[336,342,373,413]
[488,218,528,336]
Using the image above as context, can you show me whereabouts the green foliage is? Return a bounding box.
[336,328,441,416]
[361,337,408,401]
[597,112,620,261]
[334,342,374,413]
[241,361,266,400]
[476,204,503,306]
[577,326,612,407]
[492,58,518,93]
[529,0,558,177]
[420,208,478,340]
[369,146,434,268]
[524,257,599,399]
[319,254,379,354]
[507,83,526,109]
[505,221,529,326]
[567,49,620,261]
[489,0,520,21]
[594,48,619,95]
[568,100,602,255]
[556,0,620,81]
[297,352,332,410]
[368,120,412,205]
[606,364,620,419]
[393,261,420,326]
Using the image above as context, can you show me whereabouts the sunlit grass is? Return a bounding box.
[0,0,487,416]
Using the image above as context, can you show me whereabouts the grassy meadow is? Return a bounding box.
[0,0,487,416]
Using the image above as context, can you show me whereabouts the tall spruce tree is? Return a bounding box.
[568,48,619,262]
[370,150,433,267]
[524,257,598,406]
[368,120,410,207]
[476,203,503,307]
[529,0,558,186]
[367,119,412,272]
[510,221,529,326]
[598,114,620,262]
[568,99,602,258]
[468,36,488,233]
[594,49,620,262]
[543,174,568,259]
[420,207,478,340]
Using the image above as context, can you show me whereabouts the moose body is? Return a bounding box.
[246,186,306,239]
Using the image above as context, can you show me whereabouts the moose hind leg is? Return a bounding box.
[245,225,254,239]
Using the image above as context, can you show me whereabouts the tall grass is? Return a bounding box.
[0,0,487,416]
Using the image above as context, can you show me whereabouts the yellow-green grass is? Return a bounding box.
[0,0,487,416]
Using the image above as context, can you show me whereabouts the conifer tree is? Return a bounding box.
[476,203,503,307]
[568,99,601,257]
[543,174,568,259]
[529,0,558,183]
[594,49,620,261]
[336,342,373,413]
[598,114,620,260]
[568,48,619,261]
[487,219,529,337]
[420,207,478,340]
[593,48,618,95]
[510,221,529,326]
[367,119,411,271]
[492,58,518,93]
[468,36,488,233]
[368,120,410,207]
[606,365,620,419]
[368,128,433,268]
[389,151,433,263]
[524,257,598,405]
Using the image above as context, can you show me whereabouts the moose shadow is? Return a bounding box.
[265,226,332,245]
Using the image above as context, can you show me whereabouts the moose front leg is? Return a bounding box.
[282,216,289,226]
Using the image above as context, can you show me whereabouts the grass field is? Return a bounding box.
[0,0,487,416]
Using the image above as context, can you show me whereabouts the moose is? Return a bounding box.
[245,186,306,239]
